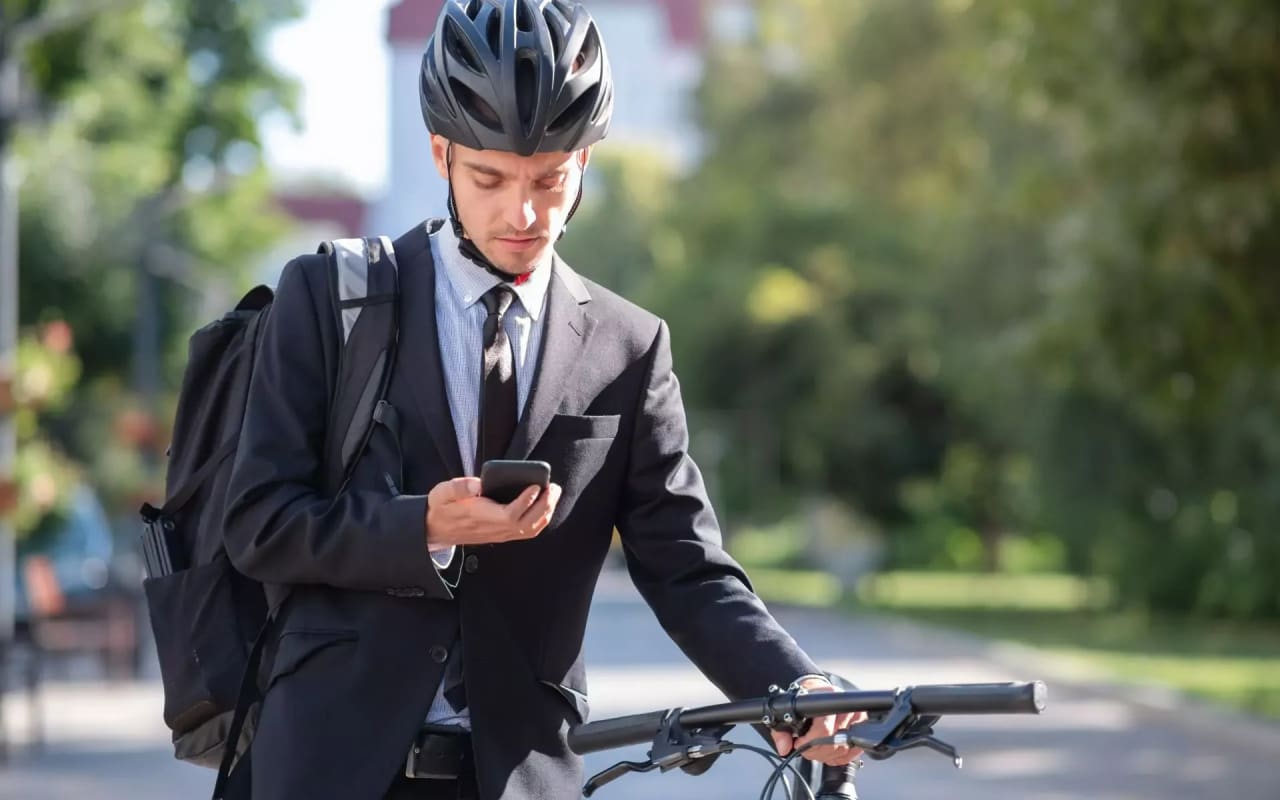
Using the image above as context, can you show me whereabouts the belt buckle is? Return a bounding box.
[405,729,465,781]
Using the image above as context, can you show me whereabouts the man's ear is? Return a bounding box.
[577,145,593,171]
[430,135,451,180]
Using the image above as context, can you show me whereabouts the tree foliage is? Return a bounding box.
[8,0,301,520]
[571,0,1280,617]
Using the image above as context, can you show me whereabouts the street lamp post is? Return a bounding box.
[1,7,23,659]
[0,13,23,764]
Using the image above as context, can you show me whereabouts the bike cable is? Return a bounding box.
[760,735,851,800]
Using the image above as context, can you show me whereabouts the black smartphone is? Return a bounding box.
[479,459,551,504]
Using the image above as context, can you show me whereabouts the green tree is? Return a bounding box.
[624,0,1280,617]
[998,0,1280,615]
[15,0,300,381]
[648,0,1053,550]
[9,0,301,514]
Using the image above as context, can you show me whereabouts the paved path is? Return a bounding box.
[2,570,1278,798]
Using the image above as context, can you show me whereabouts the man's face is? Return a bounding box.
[431,135,590,275]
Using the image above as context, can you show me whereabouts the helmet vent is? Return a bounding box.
[449,77,502,131]
[569,27,598,76]
[516,0,536,33]
[549,84,598,135]
[485,8,502,57]
[544,0,570,33]
[547,27,565,56]
[516,55,538,131]
[444,20,483,73]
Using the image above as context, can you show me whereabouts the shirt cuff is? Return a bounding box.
[429,545,457,570]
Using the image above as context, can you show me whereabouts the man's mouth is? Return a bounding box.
[494,235,542,252]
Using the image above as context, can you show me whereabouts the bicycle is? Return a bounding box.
[567,674,1047,799]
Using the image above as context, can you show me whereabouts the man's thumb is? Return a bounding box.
[455,476,482,496]
[432,477,482,504]
[771,730,792,757]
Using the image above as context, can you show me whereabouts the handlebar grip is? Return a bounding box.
[909,681,1046,715]
[568,710,669,755]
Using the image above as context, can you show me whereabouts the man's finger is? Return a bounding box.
[770,730,792,757]
[523,506,553,537]
[504,485,542,519]
[517,483,561,528]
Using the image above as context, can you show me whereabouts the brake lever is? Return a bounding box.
[582,708,734,796]
[839,694,965,769]
[884,732,963,768]
[584,759,658,797]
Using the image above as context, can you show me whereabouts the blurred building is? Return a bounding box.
[269,0,753,278]
[254,188,369,285]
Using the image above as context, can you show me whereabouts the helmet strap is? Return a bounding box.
[559,164,586,241]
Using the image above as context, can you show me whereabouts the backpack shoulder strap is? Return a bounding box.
[324,235,399,343]
[318,236,401,491]
[212,237,402,800]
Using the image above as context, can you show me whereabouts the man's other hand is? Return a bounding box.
[770,677,867,767]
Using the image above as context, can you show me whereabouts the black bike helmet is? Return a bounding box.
[420,0,614,155]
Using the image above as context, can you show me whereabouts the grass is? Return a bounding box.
[855,571,1280,721]
[730,527,1280,721]
[858,570,1112,611]
[745,566,844,608]
[733,520,844,608]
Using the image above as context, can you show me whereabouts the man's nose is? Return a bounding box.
[504,192,536,232]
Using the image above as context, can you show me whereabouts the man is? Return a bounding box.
[223,1,861,798]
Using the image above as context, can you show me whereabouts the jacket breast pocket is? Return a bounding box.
[267,629,358,690]
[544,413,620,441]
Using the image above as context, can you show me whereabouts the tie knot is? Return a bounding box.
[481,285,515,318]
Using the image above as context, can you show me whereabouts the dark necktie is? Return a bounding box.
[441,286,517,716]
[477,285,517,468]
[442,641,467,714]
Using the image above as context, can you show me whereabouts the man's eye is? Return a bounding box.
[476,180,501,190]
[539,178,565,191]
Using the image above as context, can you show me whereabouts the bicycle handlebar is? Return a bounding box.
[568,710,670,755]
[568,681,1046,755]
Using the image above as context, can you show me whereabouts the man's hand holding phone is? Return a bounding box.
[425,461,560,548]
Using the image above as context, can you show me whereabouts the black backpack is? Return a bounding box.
[138,235,402,794]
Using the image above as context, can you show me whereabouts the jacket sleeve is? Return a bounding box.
[222,258,452,598]
[617,320,822,699]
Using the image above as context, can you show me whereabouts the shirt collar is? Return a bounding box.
[433,222,552,322]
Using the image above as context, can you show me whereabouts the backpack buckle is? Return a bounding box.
[141,514,180,578]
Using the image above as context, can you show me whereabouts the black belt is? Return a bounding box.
[405,725,473,781]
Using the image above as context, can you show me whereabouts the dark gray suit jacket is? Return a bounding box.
[222,222,821,799]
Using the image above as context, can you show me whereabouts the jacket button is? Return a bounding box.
[430,645,449,664]
[464,555,479,574]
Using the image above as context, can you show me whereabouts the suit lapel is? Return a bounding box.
[399,229,466,478]
[507,256,596,460]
